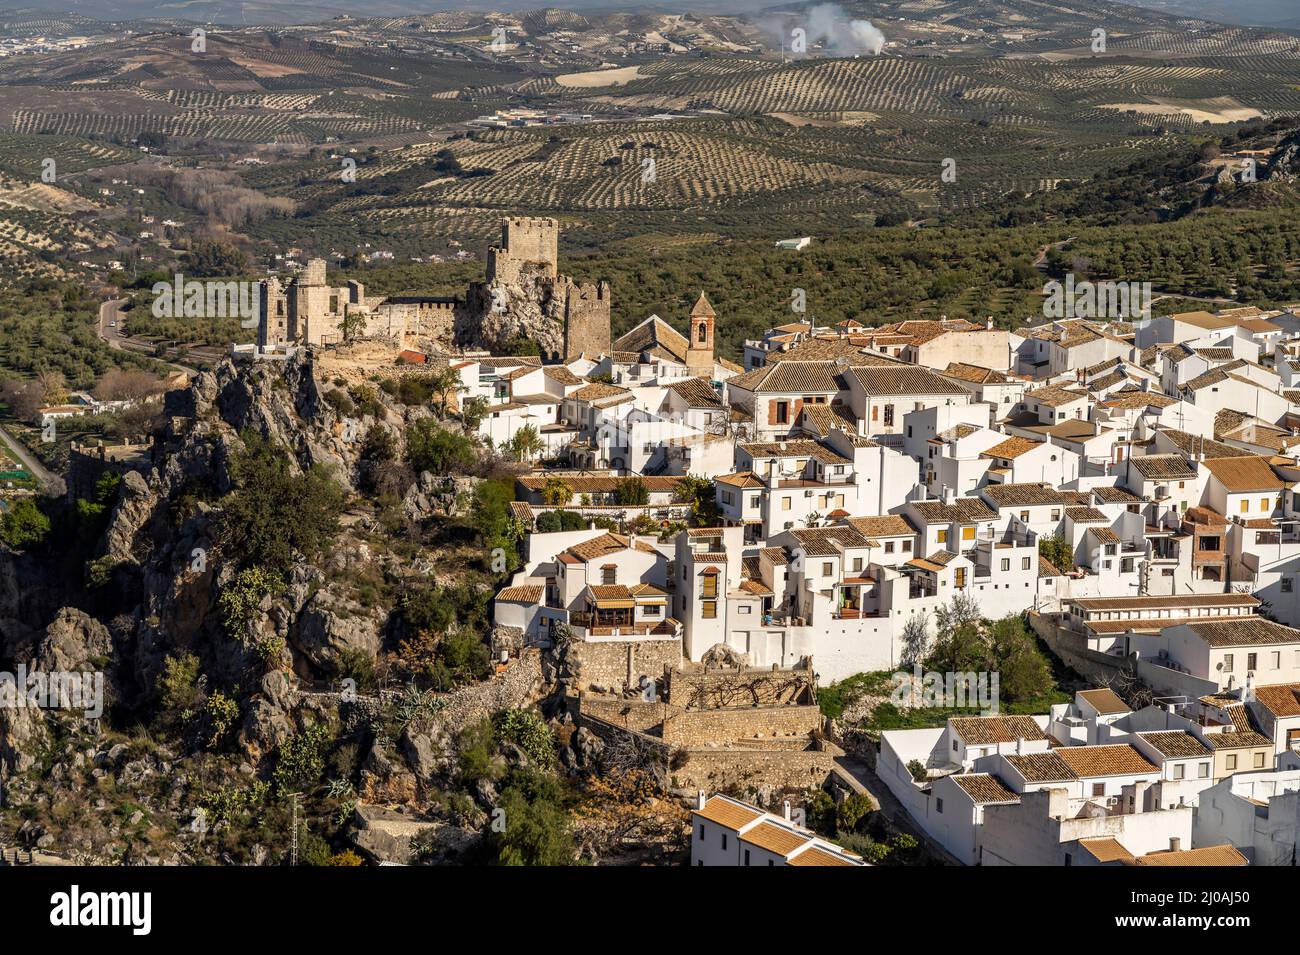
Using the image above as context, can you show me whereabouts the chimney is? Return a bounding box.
[1169,837,1181,852]
[1015,736,1024,755]
[783,800,792,821]
[942,486,956,505]
[696,790,707,810]
[1244,672,1256,703]
[778,440,787,451]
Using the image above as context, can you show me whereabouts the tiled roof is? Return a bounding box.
[951,773,1019,804]
[949,715,1046,744]
[1156,428,1241,460]
[570,381,631,402]
[786,845,861,866]
[1130,845,1248,867]
[1039,555,1063,577]
[1201,455,1285,492]
[788,526,871,556]
[1077,688,1129,715]
[1252,683,1300,718]
[982,436,1041,460]
[1091,486,1141,504]
[738,439,850,465]
[909,498,998,524]
[740,820,812,856]
[982,483,1071,507]
[565,533,632,562]
[843,515,916,538]
[760,546,790,565]
[799,403,859,436]
[1070,593,1258,613]
[849,365,969,397]
[1006,751,1076,782]
[1056,744,1159,778]
[1139,731,1212,759]
[1205,730,1273,749]
[1079,837,1134,863]
[1026,384,1088,407]
[693,795,763,830]
[496,585,544,603]
[1065,506,1109,523]
[667,377,724,408]
[1129,454,1197,480]
[716,471,765,489]
[589,584,633,600]
[1184,617,1300,648]
[518,475,683,494]
[943,362,1010,385]
[727,361,843,394]
[613,315,689,364]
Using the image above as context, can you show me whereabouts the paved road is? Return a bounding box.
[96,297,199,378]
[0,421,53,486]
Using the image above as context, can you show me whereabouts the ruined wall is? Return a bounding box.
[669,745,843,793]
[660,705,823,748]
[577,695,681,734]
[563,279,611,361]
[569,637,682,693]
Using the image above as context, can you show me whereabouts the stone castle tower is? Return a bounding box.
[686,290,716,375]
[258,216,610,361]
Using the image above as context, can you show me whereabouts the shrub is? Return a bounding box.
[0,498,49,549]
[406,419,475,475]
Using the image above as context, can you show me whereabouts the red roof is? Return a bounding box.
[399,350,428,363]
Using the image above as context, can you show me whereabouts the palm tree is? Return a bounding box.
[541,476,574,506]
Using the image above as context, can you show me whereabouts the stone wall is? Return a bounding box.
[665,664,814,708]
[563,279,611,361]
[668,743,844,793]
[569,637,682,694]
[1029,611,1129,685]
[578,696,680,734]
[661,704,823,748]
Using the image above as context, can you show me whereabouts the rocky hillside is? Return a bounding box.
[0,350,687,865]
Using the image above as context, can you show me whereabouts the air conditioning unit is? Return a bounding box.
[804,489,814,498]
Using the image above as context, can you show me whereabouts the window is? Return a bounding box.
[1022,557,1031,570]
[698,825,704,839]
[698,323,708,343]
[1051,509,1061,521]
[1241,499,1250,514]
[1248,653,1258,671]
[702,600,717,619]
[1284,578,1293,594]
[1224,654,1234,672]
[1020,511,1030,522]
[1226,754,1237,771]
[644,605,661,616]
[962,526,975,541]
[776,401,789,425]
[952,739,959,752]
[955,567,966,589]
[882,404,894,426]
[935,798,943,813]
[602,566,616,585]
[902,540,912,553]
[937,529,947,545]
[721,833,727,849]
[743,849,750,866]
[1272,652,1281,669]
[885,542,895,554]
[1001,559,1010,572]
[1198,763,1209,778]
[1173,763,1184,780]
[1254,752,1266,769]
[701,573,718,598]
[822,562,833,576]
[872,406,879,422]
[853,558,863,572]
[1262,497,1271,512]
[1092,783,1104,796]
[782,497,791,511]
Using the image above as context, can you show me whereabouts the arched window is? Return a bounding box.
[697,323,708,343]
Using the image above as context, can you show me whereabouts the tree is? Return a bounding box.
[426,366,462,418]
[485,768,575,866]
[672,474,718,526]
[1038,535,1073,572]
[613,476,649,506]
[220,433,345,575]
[503,425,544,464]
[541,477,573,506]
[406,419,475,475]
[460,396,489,431]
[0,498,49,549]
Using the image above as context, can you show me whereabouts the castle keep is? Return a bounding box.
[257,216,610,361]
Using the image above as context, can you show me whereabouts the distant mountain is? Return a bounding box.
[1125,0,1300,29]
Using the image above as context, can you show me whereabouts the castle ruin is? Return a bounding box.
[257,216,610,362]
